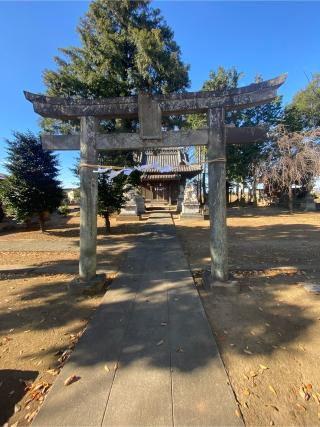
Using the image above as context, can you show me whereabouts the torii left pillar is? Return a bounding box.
[207,108,228,281]
[79,116,98,280]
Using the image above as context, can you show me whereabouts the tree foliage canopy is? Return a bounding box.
[0,132,63,230]
[186,66,283,186]
[43,0,189,100]
[289,73,320,129]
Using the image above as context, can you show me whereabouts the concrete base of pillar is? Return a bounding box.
[68,273,106,295]
[202,270,240,294]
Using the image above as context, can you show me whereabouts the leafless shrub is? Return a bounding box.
[258,126,320,211]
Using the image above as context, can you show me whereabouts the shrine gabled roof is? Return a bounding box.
[139,148,202,174]
[141,174,182,181]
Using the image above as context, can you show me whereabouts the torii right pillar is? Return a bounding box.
[207,108,228,281]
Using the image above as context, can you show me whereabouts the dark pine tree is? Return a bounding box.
[0,132,63,231]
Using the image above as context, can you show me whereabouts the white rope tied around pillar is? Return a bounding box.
[79,163,122,170]
[206,158,226,163]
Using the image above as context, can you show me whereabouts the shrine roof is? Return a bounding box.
[141,174,182,181]
[139,148,202,174]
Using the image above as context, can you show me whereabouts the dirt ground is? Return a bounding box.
[175,208,320,426]
[1,207,320,426]
[0,210,140,426]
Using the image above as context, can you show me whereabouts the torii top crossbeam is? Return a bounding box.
[25,74,286,119]
[24,73,286,285]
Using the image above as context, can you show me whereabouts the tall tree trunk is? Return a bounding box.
[104,213,111,234]
[252,178,257,207]
[226,181,230,205]
[25,218,32,229]
[39,213,46,233]
[288,186,293,213]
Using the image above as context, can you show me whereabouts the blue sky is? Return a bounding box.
[0,1,319,187]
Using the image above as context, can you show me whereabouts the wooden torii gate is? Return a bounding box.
[24,74,286,283]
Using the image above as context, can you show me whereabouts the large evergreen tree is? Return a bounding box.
[42,0,189,133]
[42,0,190,219]
[0,132,63,231]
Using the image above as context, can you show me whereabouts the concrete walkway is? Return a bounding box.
[33,213,243,427]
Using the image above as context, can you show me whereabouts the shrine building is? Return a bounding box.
[138,148,202,205]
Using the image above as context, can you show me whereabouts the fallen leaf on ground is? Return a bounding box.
[58,349,72,364]
[250,371,258,378]
[265,404,279,412]
[25,381,50,404]
[269,385,277,395]
[25,410,38,423]
[243,388,250,396]
[244,349,253,355]
[47,369,59,376]
[296,403,306,411]
[235,408,241,418]
[299,386,310,401]
[64,375,80,386]
[176,346,184,353]
[104,364,109,372]
[259,364,269,370]
[156,340,164,346]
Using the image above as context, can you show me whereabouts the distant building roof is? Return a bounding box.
[141,174,182,181]
[139,148,202,175]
